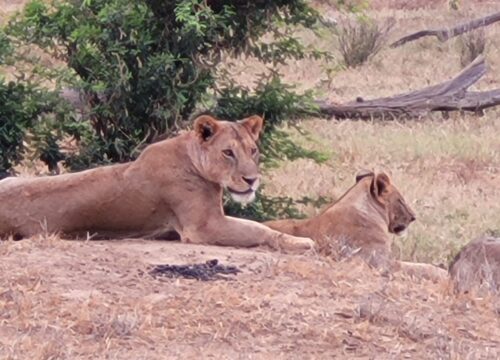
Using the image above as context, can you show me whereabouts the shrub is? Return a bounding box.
[4,0,322,169]
[0,80,37,174]
[0,76,74,174]
[212,74,326,166]
[336,16,393,68]
[1,0,332,218]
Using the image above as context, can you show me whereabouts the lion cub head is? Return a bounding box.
[193,114,263,203]
[356,170,416,235]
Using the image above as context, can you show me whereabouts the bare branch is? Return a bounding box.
[390,11,500,48]
[317,56,500,119]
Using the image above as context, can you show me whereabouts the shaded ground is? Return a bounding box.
[1,237,499,359]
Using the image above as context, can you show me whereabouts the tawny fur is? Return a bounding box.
[0,115,314,251]
[265,171,448,281]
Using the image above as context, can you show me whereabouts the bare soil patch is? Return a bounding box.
[1,237,499,358]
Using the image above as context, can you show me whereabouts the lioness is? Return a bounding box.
[265,171,447,280]
[0,115,314,251]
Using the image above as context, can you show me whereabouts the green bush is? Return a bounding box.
[1,0,332,218]
[0,77,74,174]
[4,0,322,167]
[0,80,35,173]
[212,74,326,166]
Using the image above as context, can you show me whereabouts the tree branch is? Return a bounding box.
[317,56,500,119]
[390,11,500,48]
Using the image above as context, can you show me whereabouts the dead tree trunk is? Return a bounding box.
[390,11,500,48]
[317,56,500,120]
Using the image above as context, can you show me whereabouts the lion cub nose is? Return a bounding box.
[410,215,416,222]
[242,176,257,186]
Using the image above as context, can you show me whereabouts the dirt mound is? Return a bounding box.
[450,236,500,295]
[1,237,499,358]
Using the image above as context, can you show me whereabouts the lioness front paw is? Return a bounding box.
[282,235,315,252]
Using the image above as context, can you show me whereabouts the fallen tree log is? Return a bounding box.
[390,11,500,48]
[317,56,500,120]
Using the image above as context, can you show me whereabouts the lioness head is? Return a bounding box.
[193,114,263,204]
[356,170,416,235]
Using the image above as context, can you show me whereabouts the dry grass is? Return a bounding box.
[259,1,500,266]
[1,239,499,359]
[336,16,394,68]
[2,1,500,358]
[266,115,500,265]
[0,0,27,23]
[458,28,487,67]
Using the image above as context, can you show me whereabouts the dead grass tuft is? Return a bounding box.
[458,29,487,67]
[91,313,139,340]
[337,16,394,68]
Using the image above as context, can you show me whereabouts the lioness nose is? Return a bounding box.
[242,176,257,186]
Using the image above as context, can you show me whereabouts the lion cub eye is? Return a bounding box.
[222,149,235,158]
[251,148,257,155]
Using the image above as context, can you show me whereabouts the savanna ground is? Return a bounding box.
[1,0,500,358]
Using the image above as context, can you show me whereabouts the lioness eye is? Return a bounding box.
[222,149,235,158]
[251,148,257,155]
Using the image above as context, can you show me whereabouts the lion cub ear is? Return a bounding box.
[239,115,264,141]
[194,115,220,142]
[355,169,374,183]
[371,172,391,197]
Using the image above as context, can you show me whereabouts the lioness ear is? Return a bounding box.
[194,115,220,142]
[371,172,391,197]
[355,169,374,183]
[239,115,264,141]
